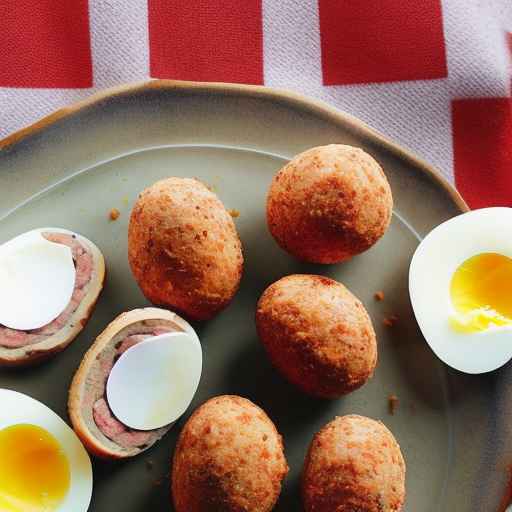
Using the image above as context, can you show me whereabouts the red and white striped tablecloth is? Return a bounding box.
[1,0,511,208]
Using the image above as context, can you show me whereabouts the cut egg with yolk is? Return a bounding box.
[107,330,202,430]
[0,389,92,511]
[409,207,512,374]
[0,229,76,330]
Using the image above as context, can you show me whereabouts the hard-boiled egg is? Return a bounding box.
[0,229,76,330]
[409,207,512,374]
[0,389,92,511]
[106,330,202,430]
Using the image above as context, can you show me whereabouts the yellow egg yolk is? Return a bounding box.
[0,424,70,512]
[450,253,512,333]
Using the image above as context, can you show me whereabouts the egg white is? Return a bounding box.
[0,228,76,331]
[0,389,92,511]
[409,207,512,374]
[107,331,202,430]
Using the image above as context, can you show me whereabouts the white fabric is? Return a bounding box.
[1,0,511,185]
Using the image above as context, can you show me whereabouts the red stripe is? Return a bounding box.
[318,0,447,85]
[148,0,263,84]
[0,0,92,88]
[453,98,512,209]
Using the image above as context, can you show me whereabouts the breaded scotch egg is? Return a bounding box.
[267,144,393,263]
[171,395,288,512]
[256,274,377,398]
[302,415,406,512]
[128,177,243,321]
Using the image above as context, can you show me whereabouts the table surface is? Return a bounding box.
[0,0,511,209]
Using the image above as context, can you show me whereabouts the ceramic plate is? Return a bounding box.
[0,81,506,511]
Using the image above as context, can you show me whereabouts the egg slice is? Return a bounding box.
[409,207,512,374]
[0,229,76,330]
[106,331,202,430]
[0,389,92,511]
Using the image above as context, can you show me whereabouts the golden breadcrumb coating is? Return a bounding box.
[302,415,406,511]
[256,274,377,398]
[128,177,243,321]
[172,395,288,512]
[267,144,392,263]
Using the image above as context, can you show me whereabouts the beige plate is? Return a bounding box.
[0,81,506,511]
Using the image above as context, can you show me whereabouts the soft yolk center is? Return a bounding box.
[0,424,70,512]
[450,252,512,333]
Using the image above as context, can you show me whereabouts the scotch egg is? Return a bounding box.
[0,389,92,511]
[409,208,512,374]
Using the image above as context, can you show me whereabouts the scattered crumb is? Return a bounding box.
[152,470,170,487]
[388,394,399,415]
[122,196,129,205]
[109,208,120,221]
[229,209,240,218]
[145,459,154,471]
[374,291,385,301]
[383,314,398,327]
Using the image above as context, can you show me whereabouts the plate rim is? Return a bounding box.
[0,79,468,214]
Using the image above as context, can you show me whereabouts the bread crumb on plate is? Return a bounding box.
[388,394,399,415]
[109,208,120,221]
[374,290,385,301]
[383,314,398,327]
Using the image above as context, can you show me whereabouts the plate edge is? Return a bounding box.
[0,79,468,214]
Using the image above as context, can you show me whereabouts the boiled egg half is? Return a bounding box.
[409,207,512,374]
[0,389,92,511]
